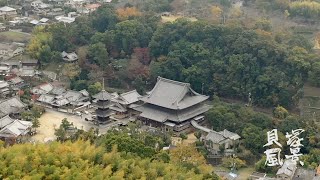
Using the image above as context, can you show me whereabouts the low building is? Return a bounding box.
[31,83,54,95]
[0,65,10,75]
[132,76,211,134]
[55,16,75,24]
[7,76,24,90]
[0,43,25,59]
[0,81,10,97]
[111,89,141,119]
[0,97,25,118]
[61,51,78,62]
[47,8,64,17]
[21,59,39,68]
[85,3,101,12]
[276,160,297,180]
[0,6,17,20]
[203,129,240,155]
[0,119,32,145]
[0,115,15,129]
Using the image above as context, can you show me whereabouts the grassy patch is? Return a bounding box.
[0,31,31,43]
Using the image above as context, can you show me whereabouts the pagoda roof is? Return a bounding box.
[93,90,112,101]
[140,77,208,110]
[96,109,113,117]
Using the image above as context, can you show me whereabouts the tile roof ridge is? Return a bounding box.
[158,76,190,86]
[120,89,138,96]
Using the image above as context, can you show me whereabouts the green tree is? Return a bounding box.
[91,5,118,32]
[32,118,40,129]
[88,82,103,95]
[88,42,109,68]
[241,124,266,154]
[309,62,320,87]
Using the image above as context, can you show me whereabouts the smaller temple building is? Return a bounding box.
[110,90,141,119]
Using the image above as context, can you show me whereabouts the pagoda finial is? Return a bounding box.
[102,78,105,91]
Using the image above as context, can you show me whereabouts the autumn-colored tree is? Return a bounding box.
[116,7,142,21]
[133,47,151,65]
[211,5,223,23]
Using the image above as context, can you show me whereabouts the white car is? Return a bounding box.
[75,111,82,116]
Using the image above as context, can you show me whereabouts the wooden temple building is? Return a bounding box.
[133,76,211,134]
[93,89,113,124]
[110,90,142,119]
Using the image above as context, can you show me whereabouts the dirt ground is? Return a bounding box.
[31,109,99,143]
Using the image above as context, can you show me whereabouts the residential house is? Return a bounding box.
[47,8,64,17]
[0,60,20,70]
[18,67,37,77]
[39,18,49,23]
[50,86,66,95]
[0,115,15,129]
[0,65,10,75]
[0,119,32,144]
[85,3,101,13]
[31,0,44,8]
[0,6,17,19]
[66,0,89,8]
[0,97,25,118]
[203,129,240,155]
[41,70,57,81]
[57,16,76,23]
[21,59,39,68]
[37,94,55,107]
[0,43,25,59]
[7,76,24,90]
[31,83,54,95]
[277,160,297,180]
[0,23,8,31]
[132,76,211,134]
[98,0,112,3]
[0,81,10,97]
[111,89,141,119]
[61,51,78,62]
[48,0,65,5]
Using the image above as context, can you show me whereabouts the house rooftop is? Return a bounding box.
[140,76,208,110]
[0,115,15,129]
[0,97,25,117]
[277,160,297,177]
[0,6,16,12]
[0,120,32,138]
[113,89,141,105]
[0,81,9,89]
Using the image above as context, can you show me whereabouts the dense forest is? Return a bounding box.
[26,2,320,108]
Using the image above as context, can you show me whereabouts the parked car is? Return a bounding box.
[75,111,82,116]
